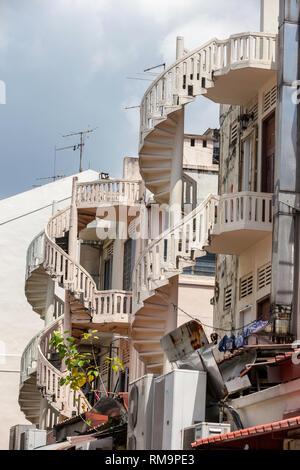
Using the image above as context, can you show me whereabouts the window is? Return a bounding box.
[240,134,253,191]
[190,138,195,147]
[103,257,112,290]
[183,252,216,277]
[239,307,252,331]
[123,238,136,291]
[261,112,275,193]
[203,140,207,148]
[257,296,271,321]
[103,242,114,290]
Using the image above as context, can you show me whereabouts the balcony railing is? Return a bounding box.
[132,192,273,315]
[75,179,141,208]
[20,332,40,386]
[26,231,45,280]
[140,32,277,140]
[204,192,273,254]
[94,290,132,318]
[37,317,88,415]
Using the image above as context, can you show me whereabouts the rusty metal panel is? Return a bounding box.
[225,375,251,395]
[219,350,257,382]
[160,320,209,363]
[198,344,228,399]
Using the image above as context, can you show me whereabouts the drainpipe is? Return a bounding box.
[271,0,300,337]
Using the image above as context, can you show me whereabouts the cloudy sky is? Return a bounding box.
[0,0,260,199]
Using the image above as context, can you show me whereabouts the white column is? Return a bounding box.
[260,0,279,33]
[64,177,78,336]
[163,277,179,374]
[68,177,78,260]
[169,107,184,227]
[39,398,48,430]
[176,36,185,60]
[111,228,124,290]
[44,279,55,327]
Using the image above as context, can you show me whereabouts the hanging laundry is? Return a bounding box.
[226,334,236,352]
[235,334,246,349]
[218,335,229,352]
[247,320,269,335]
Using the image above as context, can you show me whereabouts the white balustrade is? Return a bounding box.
[140,32,276,139]
[133,192,273,312]
[209,192,273,235]
[94,290,132,319]
[26,231,45,280]
[44,205,132,328]
[36,317,88,416]
[23,177,138,417]
[20,332,40,385]
[75,179,140,207]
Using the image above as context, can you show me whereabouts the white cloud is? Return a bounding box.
[159,1,260,63]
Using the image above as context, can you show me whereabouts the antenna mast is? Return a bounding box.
[57,126,97,173]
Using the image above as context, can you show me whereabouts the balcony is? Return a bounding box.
[138,32,277,204]
[75,179,141,208]
[205,33,277,105]
[203,192,273,255]
[72,290,132,334]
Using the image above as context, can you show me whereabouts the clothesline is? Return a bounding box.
[172,303,269,333]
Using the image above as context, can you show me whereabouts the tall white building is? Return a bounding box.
[0,170,98,449]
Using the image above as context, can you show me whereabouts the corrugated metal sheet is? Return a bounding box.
[160,320,209,362]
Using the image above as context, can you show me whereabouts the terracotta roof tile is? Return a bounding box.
[192,415,300,448]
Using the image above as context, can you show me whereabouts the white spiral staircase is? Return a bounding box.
[19,179,141,428]
[132,32,277,373]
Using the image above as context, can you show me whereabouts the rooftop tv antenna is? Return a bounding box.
[56,126,97,173]
[143,62,166,72]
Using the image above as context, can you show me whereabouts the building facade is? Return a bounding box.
[0,170,99,449]
[10,0,300,451]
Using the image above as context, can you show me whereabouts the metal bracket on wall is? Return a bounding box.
[278,192,300,211]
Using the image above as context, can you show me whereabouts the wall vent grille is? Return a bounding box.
[104,242,114,259]
[230,122,238,145]
[240,274,254,299]
[224,286,232,310]
[247,101,258,122]
[263,85,277,114]
[258,263,272,290]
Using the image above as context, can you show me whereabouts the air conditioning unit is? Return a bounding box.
[183,422,231,450]
[20,429,47,450]
[151,369,207,450]
[9,425,36,450]
[127,374,156,450]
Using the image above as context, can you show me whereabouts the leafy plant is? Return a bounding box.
[49,329,124,425]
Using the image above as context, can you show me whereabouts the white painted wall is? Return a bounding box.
[0,169,98,449]
[183,136,214,167]
[183,135,218,204]
[230,377,300,429]
[178,275,215,339]
[260,0,279,33]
